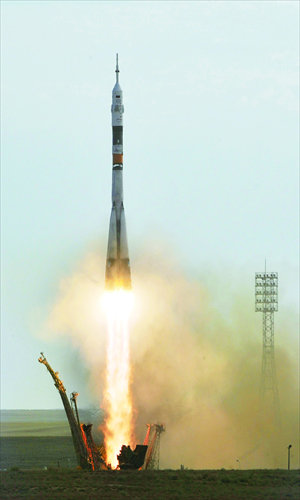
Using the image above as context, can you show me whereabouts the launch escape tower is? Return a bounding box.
[255,267,281,426]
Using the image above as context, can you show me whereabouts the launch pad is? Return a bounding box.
[38,353,164,470]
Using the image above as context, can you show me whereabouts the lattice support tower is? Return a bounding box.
[255,268,281,427]
[142,424,165,470]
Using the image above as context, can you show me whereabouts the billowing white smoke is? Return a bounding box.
[43,245,299,469]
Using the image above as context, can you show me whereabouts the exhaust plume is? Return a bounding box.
[103,290,134,467]
[43,245,299,469]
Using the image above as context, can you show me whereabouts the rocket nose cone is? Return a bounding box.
[113,81,122,93]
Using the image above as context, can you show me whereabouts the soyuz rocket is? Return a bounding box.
[105,55,131,291]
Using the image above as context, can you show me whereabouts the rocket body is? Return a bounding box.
[105,56,131,290]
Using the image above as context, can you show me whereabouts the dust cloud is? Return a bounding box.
[44,245,299,470]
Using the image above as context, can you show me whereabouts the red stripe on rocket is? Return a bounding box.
[105,55,131,291]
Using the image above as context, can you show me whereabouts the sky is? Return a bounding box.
[1,0,299,417]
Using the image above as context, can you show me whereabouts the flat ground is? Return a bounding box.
[1,469,299,500]
[0,437,77,470]
[1,434,299,499]
[0,410,98,438]
[0,423,71,437]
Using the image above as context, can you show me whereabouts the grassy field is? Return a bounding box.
[1,429,299,499]
[0,437,77,470]
[0,410,100,438]
[1,468,299,500]
[1,436,299,499]
[0,422,71,437]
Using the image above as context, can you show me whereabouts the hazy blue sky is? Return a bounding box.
[1,1,299,409]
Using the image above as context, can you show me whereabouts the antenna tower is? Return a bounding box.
[255,264,281,426]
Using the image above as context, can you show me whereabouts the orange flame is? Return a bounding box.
[103,290,134,468]
[80,424,95,470]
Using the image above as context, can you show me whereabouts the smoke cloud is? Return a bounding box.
[44,244,299,469]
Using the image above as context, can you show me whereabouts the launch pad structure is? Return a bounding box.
[142,424,165,470]
[38,353,106,470]
[38,353,160,470]
[255,267,281,427]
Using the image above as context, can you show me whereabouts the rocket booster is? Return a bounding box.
[105,55,131,290]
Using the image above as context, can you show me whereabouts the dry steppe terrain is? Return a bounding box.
[1,416,299,499]
[1,468,299,500]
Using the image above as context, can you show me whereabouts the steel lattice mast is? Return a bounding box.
[142,424,165,470]
[255,266,281,426]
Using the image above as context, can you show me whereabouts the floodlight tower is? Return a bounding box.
[255,266,281,426]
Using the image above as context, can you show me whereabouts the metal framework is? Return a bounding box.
[255,270,281,426]
[38,353,91,469]
[142,424,165,470]
[39,353,106,469]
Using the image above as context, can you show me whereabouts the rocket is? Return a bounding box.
[105,55,131,290]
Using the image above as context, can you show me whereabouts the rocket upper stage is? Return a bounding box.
[111,54,124,165]
[105,55,131,291]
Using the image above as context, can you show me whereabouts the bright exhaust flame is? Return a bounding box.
[103,290,134,468]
